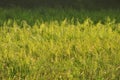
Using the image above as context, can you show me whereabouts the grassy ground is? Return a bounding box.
[0,8,120,80]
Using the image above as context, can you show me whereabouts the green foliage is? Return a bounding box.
[0,8,120,80]
[0,8,120,26]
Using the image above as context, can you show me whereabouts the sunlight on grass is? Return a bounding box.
[0,19,120,79]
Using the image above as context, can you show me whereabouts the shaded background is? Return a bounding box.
[0,0,120,9]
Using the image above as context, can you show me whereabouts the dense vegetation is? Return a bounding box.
[0,8,120,80]
[1,8,120,26]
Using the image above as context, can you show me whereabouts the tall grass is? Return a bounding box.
[0,8,120,25]
[0,18,120,80]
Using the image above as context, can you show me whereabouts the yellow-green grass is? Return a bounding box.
[0,19,120,80]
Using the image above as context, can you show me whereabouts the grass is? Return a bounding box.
[0,8,120,80]
[0,7,120,25]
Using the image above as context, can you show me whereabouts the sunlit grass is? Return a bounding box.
[0,18,120,79]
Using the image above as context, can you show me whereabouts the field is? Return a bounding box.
[0,8,120,80]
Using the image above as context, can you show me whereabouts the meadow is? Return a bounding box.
[0,8,120,80]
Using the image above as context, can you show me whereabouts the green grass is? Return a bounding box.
[0,7,120,25]
[0,8,120,80]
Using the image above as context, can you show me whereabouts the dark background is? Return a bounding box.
[0,0,120,9]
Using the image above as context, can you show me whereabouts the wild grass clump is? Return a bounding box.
[0,19,120,80]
